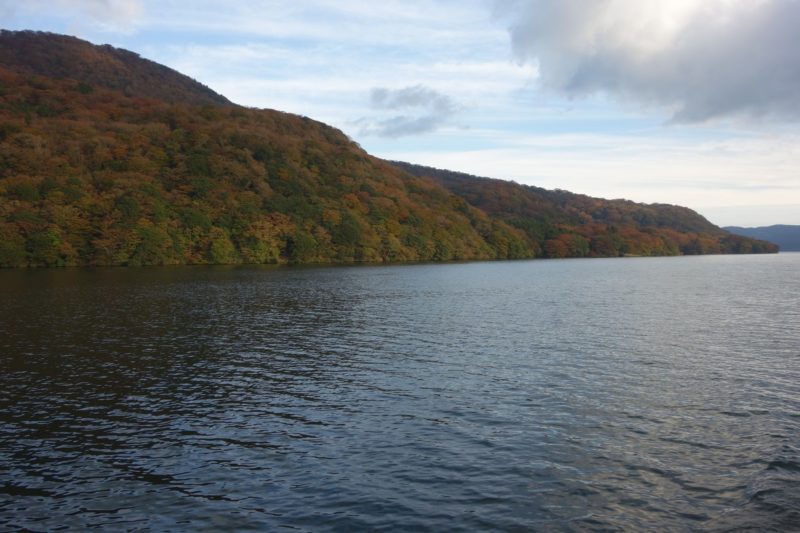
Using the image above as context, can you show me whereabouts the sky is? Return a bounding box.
[2,0,799,227]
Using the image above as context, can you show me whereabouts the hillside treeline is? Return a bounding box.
[0,31,778,267]
[394,162,778,258]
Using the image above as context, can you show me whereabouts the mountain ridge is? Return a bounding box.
[392,161,775,257]
[0,30,230,107]
[0,30,778,267]
[725,225,799,251]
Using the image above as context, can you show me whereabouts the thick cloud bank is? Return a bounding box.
[357,85,460,137]
[494,0,800,123]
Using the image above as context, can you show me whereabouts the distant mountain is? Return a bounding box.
[394,162,778,257]
[0,30,778,267]
[724,225,800,251]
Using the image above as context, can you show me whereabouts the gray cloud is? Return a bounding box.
[494,0,800,123]
[357,85,461,137]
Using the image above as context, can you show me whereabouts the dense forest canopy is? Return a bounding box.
[0,31,778,267]
[393,162,778,258]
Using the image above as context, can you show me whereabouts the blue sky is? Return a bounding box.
[3,0,799,226]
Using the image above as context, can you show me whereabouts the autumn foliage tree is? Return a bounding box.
[394,162,778,259]
[0,31,778,268]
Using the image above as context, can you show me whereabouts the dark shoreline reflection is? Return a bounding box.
[2,256,799,530]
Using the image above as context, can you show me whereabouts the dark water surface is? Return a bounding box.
[1,255,799,531]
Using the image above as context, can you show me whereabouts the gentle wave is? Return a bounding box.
[1,255,799,531]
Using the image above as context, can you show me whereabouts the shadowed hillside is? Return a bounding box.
[0,31,778,267]
[725,225,798,251]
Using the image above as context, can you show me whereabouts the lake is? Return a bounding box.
[1,254,799,531]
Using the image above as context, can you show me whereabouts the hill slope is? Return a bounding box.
[0,31,778,267]
[0,30,230,107]
[393,162,778,257]
[0,32,531,267]
[725,225,799,251]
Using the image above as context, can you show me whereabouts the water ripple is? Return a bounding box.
[1,255,799,531]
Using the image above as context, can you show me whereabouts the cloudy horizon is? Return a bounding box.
[2,0,798,227]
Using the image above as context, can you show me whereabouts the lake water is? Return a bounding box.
[1,254,799,531]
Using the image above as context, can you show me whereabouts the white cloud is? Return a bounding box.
[146,38,533,133]
[1,0,143,31]
[494,0,800,123]
[139,0,502,50]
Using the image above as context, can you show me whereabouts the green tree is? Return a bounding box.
[207,227,238,264]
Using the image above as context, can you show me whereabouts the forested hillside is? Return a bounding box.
[0,31,777,267]
[0,32,532,267]
[0,30,229,106]
[393,162,778,257]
